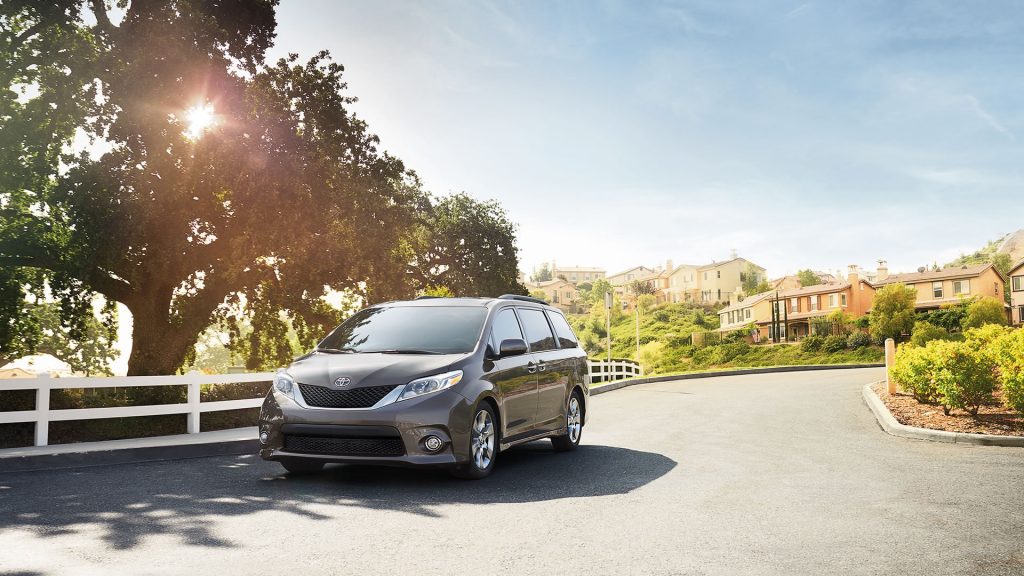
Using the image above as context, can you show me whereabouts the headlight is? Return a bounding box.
[398,370,463,402]
[274,370,295,398]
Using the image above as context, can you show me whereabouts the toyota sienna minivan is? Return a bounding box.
[258,295,589,478]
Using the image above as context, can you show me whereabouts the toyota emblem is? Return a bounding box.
[333,377,351,388]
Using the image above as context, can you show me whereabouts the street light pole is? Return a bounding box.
[605,291,612,363]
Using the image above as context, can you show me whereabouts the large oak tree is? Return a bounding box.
[1,1,524,375]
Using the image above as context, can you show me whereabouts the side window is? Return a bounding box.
[489,309,524,352]
[517,308,557,352]
[547,311,578,348]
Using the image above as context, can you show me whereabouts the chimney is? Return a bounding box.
[847,265,859,284]
[666,259,674,272]
[877,260,889,282]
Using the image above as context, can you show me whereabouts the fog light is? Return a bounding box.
[259,431,269,443]
[424,435,444,452]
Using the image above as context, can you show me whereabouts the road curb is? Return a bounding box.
[862,383,1024,447]
[590,363,884,396]
[0,435,258,474]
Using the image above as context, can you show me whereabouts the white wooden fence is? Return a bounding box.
[1,363,643,448]
[587,359,643,385]
[0,372,274,447]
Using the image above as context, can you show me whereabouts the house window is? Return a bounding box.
[1013,276,1024,292]
[828,294,837,308]
[745,309,751,320]
[932,281,943,299]
[704,272,708,280]
[717,271,721,279]
[809,296,818,311]
[1019,305,1024,324]
[791,298,798,312]
[841,293,847,307]
[717,289,721,301]
[953,279,970,295]
[995,283,999,296]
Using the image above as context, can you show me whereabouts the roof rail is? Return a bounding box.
[498,294,549,305]
[415,295,442,300]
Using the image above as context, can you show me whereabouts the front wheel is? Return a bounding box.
[551,391,583,452]
[451,403,498,479]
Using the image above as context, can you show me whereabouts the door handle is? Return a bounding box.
[526,363,537,374]
[538,362,547,372]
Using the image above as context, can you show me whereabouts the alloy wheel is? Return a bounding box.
[471,408,495,470]
[567,396,582,443]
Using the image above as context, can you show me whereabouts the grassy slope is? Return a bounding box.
[570,302,883,375]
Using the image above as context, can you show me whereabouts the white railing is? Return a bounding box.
[0,371,274,447]
[588,359,643,385]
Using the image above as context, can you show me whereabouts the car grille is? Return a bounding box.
[298,384,398,408]
[283,435,406,457]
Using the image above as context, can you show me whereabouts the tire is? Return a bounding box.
[451,402,498,479]
[551,390,583,452]
[280,457,325,475]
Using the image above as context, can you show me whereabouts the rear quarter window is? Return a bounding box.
[546,311,579,348]
[517,308,557,352]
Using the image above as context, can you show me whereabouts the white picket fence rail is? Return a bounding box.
[0,372,274,447]
[587,359,643,385]
[1,362,641,448]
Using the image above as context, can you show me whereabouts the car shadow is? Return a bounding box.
[0,442,675,550]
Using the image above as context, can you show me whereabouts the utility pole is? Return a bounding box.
[605,291,613,363]
[635,302,640,361]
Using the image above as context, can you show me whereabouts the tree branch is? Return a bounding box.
[89,0,115,35]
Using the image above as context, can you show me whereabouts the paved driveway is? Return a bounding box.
[2,368,1023,576]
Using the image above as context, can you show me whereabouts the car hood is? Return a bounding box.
[286,352,466,388]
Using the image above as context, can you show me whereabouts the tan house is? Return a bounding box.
[719,265,876,339]
[1010,259,1024,325]
[607,265,656,287]
[698,258,766,305]
[0,367,35,379]
[552,264,606,285]
[664,263,702,303]
[873,262,1006,312]
[524,278,578,312]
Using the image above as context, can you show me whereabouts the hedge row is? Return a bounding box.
[890,325,1024,417]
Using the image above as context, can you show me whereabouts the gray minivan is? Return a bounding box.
[257,295,589,479]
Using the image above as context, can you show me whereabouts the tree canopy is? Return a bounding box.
[0,1,524,375]
[796,269,821,287]
[870,283,916,342]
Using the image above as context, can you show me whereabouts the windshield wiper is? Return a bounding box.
[315,347,356,354]
[370,349,445,355]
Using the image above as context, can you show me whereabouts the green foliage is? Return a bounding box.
[890,344,939,403]
[422,285,455,298]
[529,290,550,302]
[870,283,917,342]
[821,335,847,353]
[928,340,997,416]
[916,301,969,332]
[801,334,824,352]
[962,297,1007,329]
[796,269,821,287]
[530,263,552,283]
[990,329,1024,415]
[577,278,612,308]
[638,341,666,373]
[910,321,950,347]
[741,263,763,294]
[846,331,871,349]
[628,279,657,296]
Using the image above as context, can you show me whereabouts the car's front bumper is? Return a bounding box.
[257,386,475,467]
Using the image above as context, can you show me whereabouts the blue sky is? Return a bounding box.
[271,0,1024,279]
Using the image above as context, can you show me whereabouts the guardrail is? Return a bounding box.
[587,359,642,385]
[0,372,273,447]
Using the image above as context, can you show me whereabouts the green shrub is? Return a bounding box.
[963,324,1013,351]
[638,341,666,374]
[890,344,938,403]
[962,297,1008,330]
[821,335,847,353]
[929,340,997,416]
[846,331,871,349]
[991,329,1024,415]
[910,321,949,347]
[801,334,824,352]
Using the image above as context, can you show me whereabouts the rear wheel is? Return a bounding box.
[551,391,583,452]
[280,457,325,475]
[451,403,498,479]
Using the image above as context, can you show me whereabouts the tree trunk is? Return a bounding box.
[125,300,199,376]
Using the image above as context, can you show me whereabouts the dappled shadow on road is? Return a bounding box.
[0,443,675,550]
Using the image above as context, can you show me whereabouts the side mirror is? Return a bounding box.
[498,338,528,358]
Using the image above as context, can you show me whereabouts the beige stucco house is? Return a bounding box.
[524,278,578,312]
[1010,259,1024,325]
[697,257,766,305]
[873,262,1006,312]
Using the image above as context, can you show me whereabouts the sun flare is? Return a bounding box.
[183,102,217,140]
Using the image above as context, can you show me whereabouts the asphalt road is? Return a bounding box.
[2,368,1023,576]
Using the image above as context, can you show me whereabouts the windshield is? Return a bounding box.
[316,305,488,354]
